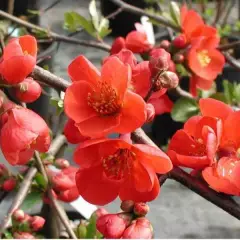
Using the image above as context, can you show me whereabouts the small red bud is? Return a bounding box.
[122,217,153,239]
[146,104,155,123]
[149,48,171,78]
[159,40,170,50]
[13,209,25,222]
[172,34,187,49]
[92,208,109,220]
[173,53,184,63]
[13,232,36,239]
[120,200,135,212]
[2,178,16,192]
[134,202,150,217]
[14,78,42,103]
[55,158,70,169]
[30,216,45,231]
[158,71,179,89]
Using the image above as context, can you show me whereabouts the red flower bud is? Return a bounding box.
[30,216,45,231]
[55,158,70,169]
[51,171,75,192]
[120,200,135,212]
[173,54,185,64]
[57,187,79,203]
[173,34,187,49]
[13,232,36,239]
[2,178,16,191]
[110,37,126,55]
[159,40,170,50]
[122,218,153,239]
[149,48,171,78]
[146,104,155,123]
[14,78,41,103]
[92,208,109,220]
[134,202,149,217]
[13,209,25,222]
[158,71,179,89]
[97,213,132,238]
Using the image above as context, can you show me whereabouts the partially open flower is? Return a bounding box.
[2,178,16,191]
[55,158,70,169]
[156,71,179,89]
[13,209,25,222]
[29,216,45,231]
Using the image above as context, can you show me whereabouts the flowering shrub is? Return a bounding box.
[0,0,239,239]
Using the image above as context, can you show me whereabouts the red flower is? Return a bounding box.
[13,77,41,103]
[188,37,225,80]
[30,216,45,231]
[75,138,172,205]
[64,118,90,144]
[0,107,50,165]
[202,157,240,195]
[58,187,79,203]
[13,232,36,239]
[65,56,146,137]
[110,37,126,55]
[0,35,37,84]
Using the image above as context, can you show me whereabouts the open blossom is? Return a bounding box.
[0,35,37,84]
[64,55,146,138]
[75,138,172,205]
[0,107,50,165]
[110,23,152,54]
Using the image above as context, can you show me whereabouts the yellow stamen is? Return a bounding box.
[197,50,211,67]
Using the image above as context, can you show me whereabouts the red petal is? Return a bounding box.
[184,115,202,136]
[199,98,233,121]
[18,35,37,57]
[68,55,100,84]
[64,81,97,123]
[148,94,173,115]
[110,37,126,55]
[76,165,120,205]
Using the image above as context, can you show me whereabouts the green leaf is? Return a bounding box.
[233,83,240,104]
[176,64,189,77]
[98,18,111,38]
[169,1,180,26]
[50,97,64,115]
[223,80,234,104]
[86,215,97,239]
[21,192,42,211]
[32,28,49,38]
[27,9,41,15]
[89,0,99,30]
[35,173,47,190]
[171,97,200,122]
[200,82,216,98]
[209,92,228,103]
[3,231,13,239]
[18,221,31,232]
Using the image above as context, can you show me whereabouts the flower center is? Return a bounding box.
[23,50,29,55]
[102,149,135,180]
[88,81,121,116]
[197,50,211,67]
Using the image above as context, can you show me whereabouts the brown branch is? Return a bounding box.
[109,0,181,31]
[0,167,38,236]
[0,10,110,52]
[34,151,48,182]
[213,0,223,26]
[48,134,66,156]
[218,40,240,51]
[222,52,240,71]
[222,0,236,27]
[7,0,15,15]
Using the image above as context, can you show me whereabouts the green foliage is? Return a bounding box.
[203,8,214,21]
[169,1,180,26]
[218,24,232,37]
[50,97,64,115]
[35,173,47,190]
[176,64,189,77]
[171,97,200,122]
[222,80,240,105]
[32,29,49,38]
[21,191,42,211]
[3,231,13,239]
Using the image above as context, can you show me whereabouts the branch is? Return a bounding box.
[218,40,240,51]
[109,0,181,31]
[7,0,15,15]
[212,0,223,26]
[0,10,110,52]
[222,52,240,71]
[47,134,66,156]
[0,167,38,236]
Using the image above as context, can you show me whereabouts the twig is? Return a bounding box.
[42,0,62,14]
[199,0,206,15]
[222,52,240,71]
[34,151,48,182]
[221,0,236,27]
[47,134,66,156]
[213,0,223,26]
[219,40,240,51]
[109,0,181,31]
[0,167,38,236]
[7,0,15,15]
[0,10,110,52]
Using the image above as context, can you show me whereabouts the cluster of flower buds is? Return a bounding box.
[96,201,153,239]
[10,209,45,239]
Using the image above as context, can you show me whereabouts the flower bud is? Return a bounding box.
[134,203,150,217]
[96,213,132,238]
[77,223,87,238]
[159,40,170,50]
[13,209,25,222]
[120,200,135,212]
[13,232,36,239]
[14,78,42,103]
[146,104,155,123]
[122,218,153,239]
[172,34,187,49]
[51,172,75,192]
[156,71,179,90]
[92,208,109,220]
[30,216,45,231]
[149,48,171,78]
[55,158,70,169]
[110,37,126,55]
[173,53,184,63]
[2,178,16,191]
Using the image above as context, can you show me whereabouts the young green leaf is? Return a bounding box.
[98,18,112,38]
[21,192,42,211]
[86,215,97,238]
[209,92,228,103]
[169,1,180,26]
[171,97,200,122]
[50,97,64,115]
[89,0,99,30]
[223,79,234,104]
[35,173,48,190]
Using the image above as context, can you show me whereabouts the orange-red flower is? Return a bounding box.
[0,107,50,165]
[64,55,146,137]
[188,37,225,81]
[110,23,152,54]
[0,35,37,84]
[75,138,172,205]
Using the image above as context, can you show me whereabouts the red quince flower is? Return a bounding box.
[110,37,126,55]
[0,107,50,165]
[58,187,79,203]
[65,55,146,137]
[75,138,172,205]
[0,35,37,84]
[188,37,225,80]
[13,232,36,239]
[30,216,45,231]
